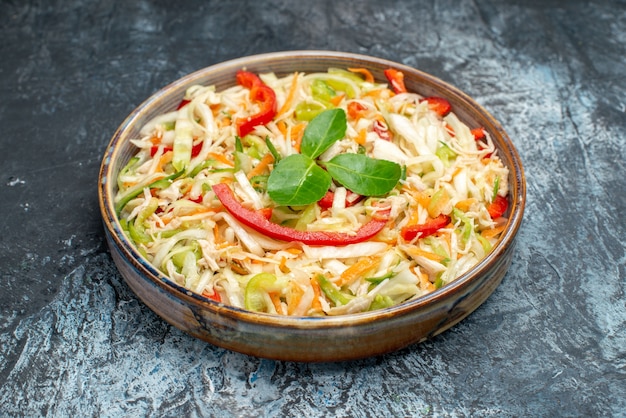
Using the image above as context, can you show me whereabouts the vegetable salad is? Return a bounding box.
[115,67,509,316]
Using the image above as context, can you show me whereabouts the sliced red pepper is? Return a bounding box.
[150,142,203,158]
[235,70,277,137]
[487,195,509,219]
[347,101,368,120]
[422,97,452,117]
[177,99,191,110]
[384,68,407,94]
[257,207,273,220]
[372,119,392,141]
[213,183,387,246]
[317,190,363,210]
[400,214,451,241]
[202,289,222,302]
[471,127,486,141]
[472,127,494,158]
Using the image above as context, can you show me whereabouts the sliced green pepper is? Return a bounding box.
[128,197,159,245]
[311,79,336,105]
[368,294,394,311]
[317,274,353,306]
[295,101,326,121]
[436,143,457,167]
[115,170,184,215]
[245,273,284,313]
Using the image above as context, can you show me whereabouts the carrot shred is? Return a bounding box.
[279,256,290,273]
[155,151,173,173]
[290,123,306,152]
[276,72,299,118]
[269,292,284,315]
[287,282,304,315]
[285,247,303,255]
[276,120,287,138]
[207,152,234,167]
[247,152,274,179]
[481,224,506,239]
[454,198,477,212]
[405,247,446,262]
[330,94,345,107]
[309,276,323,312]
[348,67,374,83]
[419,271,435,291]
[337,256,379,286]
[355,128,367,145]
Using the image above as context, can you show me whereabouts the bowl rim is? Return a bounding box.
[98,50,526,329]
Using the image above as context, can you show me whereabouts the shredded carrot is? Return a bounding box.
[155,151,173,173]
[419,271,435,291]
[405,247,446,263]
[207,152,234,167]
[355,128,367,145]
[309,277,323,312]
[276,120,287,138]
[122,181,138,189]
[269,292,284,315]
[348,67,374,83]
[279,256,290,273]
[412,190,432,210]
[330,94,345,107]
[290,123,306,152]
[287,282,304,315]
[481,224,506,239]
[337,256,379,286]
[276,72,299,117]
[445,123,456,137]
[405,206,422,227]
[247,152,274,179]
[454,198,477,212]
[217,117,231,128]
[213,223,222,244]
[285,247,303,255]
[364,88,392,101]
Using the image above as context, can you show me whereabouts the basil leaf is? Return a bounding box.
[300,108,347,159]
[267,154,332,206]
[323,154,402,196]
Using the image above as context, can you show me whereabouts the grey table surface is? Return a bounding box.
[1,0,625,416]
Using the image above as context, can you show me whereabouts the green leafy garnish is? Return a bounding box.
[300,108,347,159]
[322,154,402,196]
[267,154,332,206]
[267,108,402,206]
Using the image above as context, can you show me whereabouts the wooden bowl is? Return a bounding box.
[98,51,525,362]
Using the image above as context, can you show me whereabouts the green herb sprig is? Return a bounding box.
[267,109,402,206]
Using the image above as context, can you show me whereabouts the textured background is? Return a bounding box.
[1,0,625,416]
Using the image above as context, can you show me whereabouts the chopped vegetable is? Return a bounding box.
[384,68,407,94]
[401,214,451,241]
[235,70,277,137]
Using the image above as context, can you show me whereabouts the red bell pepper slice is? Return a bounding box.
[472,127,494,158]
[150,141,203,158]
[422,97,452,117]
[384,68,407,94]
[471,127,486,141]
[177,99,191,110]
[400,214,451,241]
[212,183,388,246]
[372,119,392,141]
[235,70,277,137]
[317,190,363,210]
[487,195,509,219]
